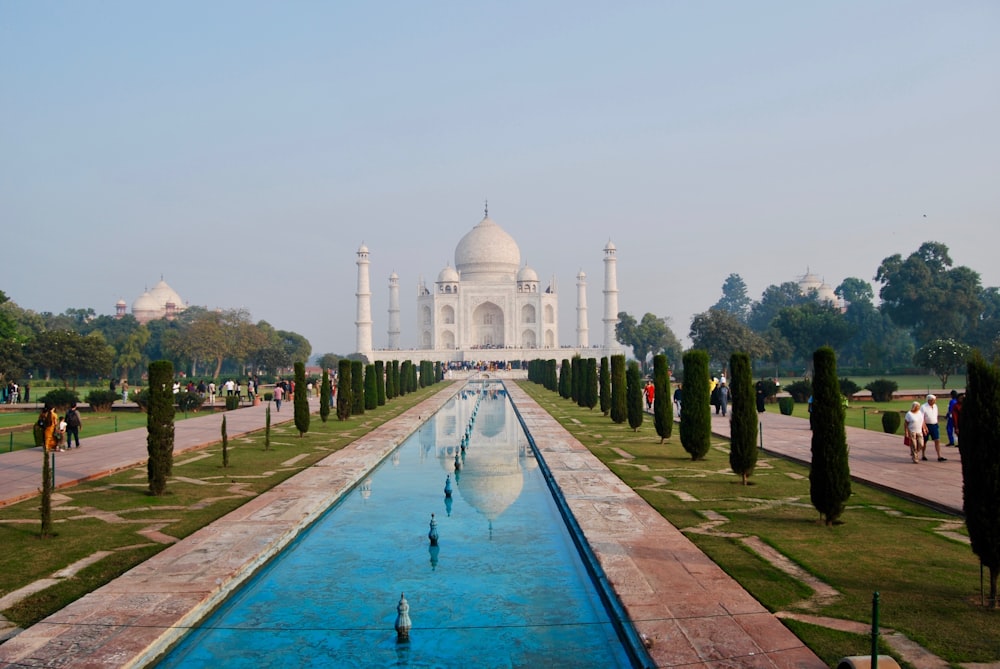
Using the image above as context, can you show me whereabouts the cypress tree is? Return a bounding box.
[319,368,331,422]
[265,405,271,451]
[559,359,571,399]
[364,364,378,410]
[351,360,365,413]
[40,447,53,537]
[294,361,310,436]
[146,360,175,496]
[572,356,582,405]
[626,360,644,431]
[653,354,672,442]
[337,359,352,420]
[546,359,558,392]
[221,414,229,467]
[599,356,611,416]
[585,358,598,410]
[961,353,1000,607]
[808,346,851,525]
[409,361,418,392]
[610,354,627,424]
[435,361,442,384]
[385,360,396,400]
[392,360,401,397]
[375,361,386,406]
[680,350,711,460]
[398,361,408,396]
[728,352,758,484]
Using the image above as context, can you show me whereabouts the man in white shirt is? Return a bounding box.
[921,394,946,462]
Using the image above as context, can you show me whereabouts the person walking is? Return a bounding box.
[644,382,655,411]
[273,383,284,412]
[904,401,928,463]
[38,402,60,453]
[718,382,730,417]
[65,402,82,448]
[921,394,946,461]
[208,381,217,405]
[945,390,958,446]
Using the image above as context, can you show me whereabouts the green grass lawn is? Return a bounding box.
[517,381,996,667]
[0,384,441,629]
[0,409,203,452]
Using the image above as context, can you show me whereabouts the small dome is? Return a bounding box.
[389,271,399,279]
[454,216,521,280]
[115,298,127,307]
[437,265,460,283]
[517,265,538,283]
[604,240,616,252]
[358,243,369,254]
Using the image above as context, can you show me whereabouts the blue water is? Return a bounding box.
[158,384,634,668]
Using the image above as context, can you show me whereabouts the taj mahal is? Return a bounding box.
[355,211,624,364]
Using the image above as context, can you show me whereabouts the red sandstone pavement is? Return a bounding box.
[0,388,963,668]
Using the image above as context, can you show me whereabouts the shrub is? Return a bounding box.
[881,411,902,434]
[777,397,795,415]
[757,379,780,402]
[865,378,899,402]
[225,395,240,410]
[264,392,274,401]
[85,389,119,412]
[40,388,79,411]
[176,391,205,413]
[839,378,861,397]
[783,380,812,403]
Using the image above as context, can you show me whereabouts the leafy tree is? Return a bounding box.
[29,330,114,386]
[351,360,365,412]
[689,309,770,369]
[652,354,672,442]
[609,354,627,424]
[728,352,757,485]
[116,326,150,383]
[875,241,984,347]
[336,359,352,420]
[364,364,378,410]
[615,312,682,372]
[319,368,331,422]
[277,330,313,369]
[680,350,711,460]
[293,361,310,436]
[914,338,972,389]
[961,352,1000,608]
[809,347,851,526]
[626,360,643,432]
[146,360,175,496]
[748,282,809,332]
[712,273,752,323]
[599,357,611,416]
[0,338,28,387]
[316,353,341,372]
[771,302,850,372]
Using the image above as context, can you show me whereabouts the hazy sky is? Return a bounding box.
[3,2,998,358]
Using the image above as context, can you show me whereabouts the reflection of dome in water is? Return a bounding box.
[476,411,506,439]
[455,455,523,522]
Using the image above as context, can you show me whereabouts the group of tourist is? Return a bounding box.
[904,391,963,464]
[36,401,83,452]
[3,381,28,404]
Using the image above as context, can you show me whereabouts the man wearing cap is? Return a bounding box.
[921,394,946,462]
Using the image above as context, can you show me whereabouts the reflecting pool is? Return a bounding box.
[158,383,635,668]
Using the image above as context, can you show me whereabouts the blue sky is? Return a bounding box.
[3,1,998,357]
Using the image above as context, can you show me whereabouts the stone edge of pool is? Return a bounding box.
[0,380,825,668]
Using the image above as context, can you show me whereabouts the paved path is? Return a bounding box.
[0,391,965,667]
[0,401,314,509]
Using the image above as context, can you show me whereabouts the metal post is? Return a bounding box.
[9,432,12,452]
[871,591,880,667]
[862,407,867,430]
[51,450,56,488]
[115,416,118,432]
[759,422,763,452]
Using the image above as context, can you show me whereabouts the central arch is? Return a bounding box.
[472,301,504,348]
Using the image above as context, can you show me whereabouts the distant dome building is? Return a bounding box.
[798,269,841,308]
[121,278,187,324]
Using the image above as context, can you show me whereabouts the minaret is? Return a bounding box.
[355,244,373,355]
[576,270,589,348]
[388,271,400,350]
[602,240,620,350]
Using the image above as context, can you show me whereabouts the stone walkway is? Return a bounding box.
[0,389,989,668]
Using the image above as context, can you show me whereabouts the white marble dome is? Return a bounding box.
[454,216,521,280]
[437,265,460,283]
[149,280,185,310]
[517,264,538,283]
